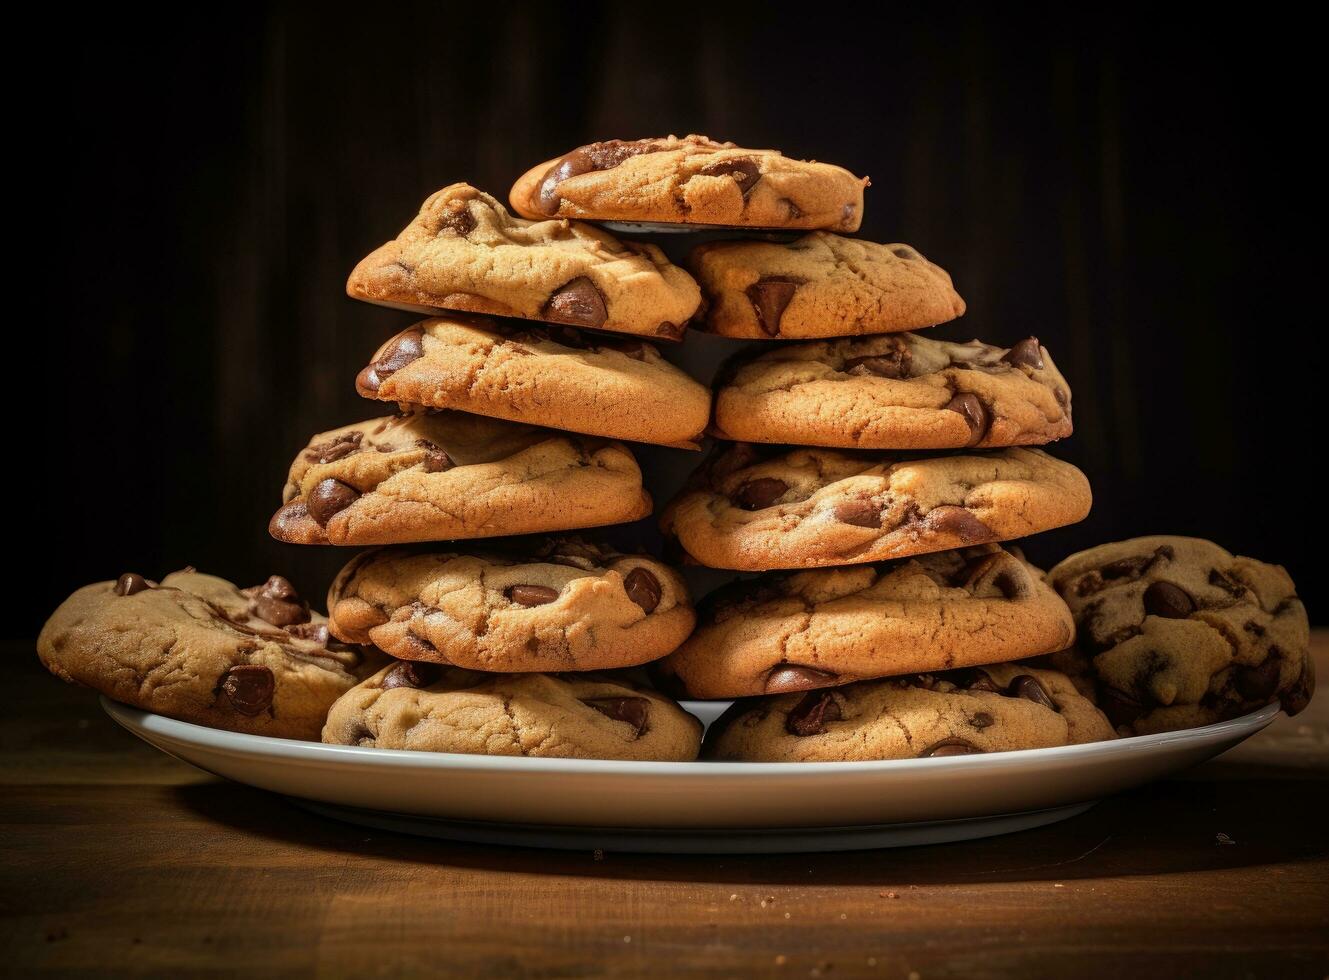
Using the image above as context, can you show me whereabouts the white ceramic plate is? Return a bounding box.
[102,697,1279,852]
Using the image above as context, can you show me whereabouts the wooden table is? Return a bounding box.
[3,636,1326,979]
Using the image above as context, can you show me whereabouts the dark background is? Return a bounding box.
[21,3,1316,637]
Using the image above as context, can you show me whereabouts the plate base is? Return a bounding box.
[290,799,1098,854]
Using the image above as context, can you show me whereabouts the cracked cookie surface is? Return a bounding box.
[1045,536,1313,735]
[327,540,695,672]
[509,134,868,230]
[269,411,651,546]
[688,233,964,339]
[347,184,700,339]
[38,570,380,740]
[662,443,1091,571]
[357,316,711,448]
[705,663,1115,761]
[713,333,1072,449]
[322,664,703,760]
[654,545,1075,699]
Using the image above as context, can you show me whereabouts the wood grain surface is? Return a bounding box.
[1,636,1326,978]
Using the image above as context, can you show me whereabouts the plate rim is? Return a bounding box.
[100,696,1280,777]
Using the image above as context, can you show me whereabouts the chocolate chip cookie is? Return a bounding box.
[662,444,1091,571]
[322,664,703,760]
[347,184,700,339]
[327,540,694,672]
[509,135,868,231]
[37,570,380,740]
[1045,536,1313,735]
[654,545,1075,699]
[356,316,711,449]
[704,663,1115,761]
[688,233,964,339]
[712,333,1072,449]
[269,411,651,546]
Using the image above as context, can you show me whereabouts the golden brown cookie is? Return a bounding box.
[704,664,1115,761]
[712,333,1072,449]
[1045,536,1313,734]
[347,184,700,339]
[356,316,710,448]
[654,545,1075,699]
[327,540,694,672]
[323,664,703,761]
[510,135,868,231]
[37,570,380,740]
[688,233,964,339]
[662,443,1091,571]
[269,411,651,546]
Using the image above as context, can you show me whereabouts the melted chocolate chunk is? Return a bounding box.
[844,343,911,378]
[581,696,650,736]
[506,584,560,607]
[542,277,607,329]
[744,277,800,336]
[1233,655,1281,702]
[784,690,842,736]
[1143,581,1195,619]
[307,479,360,526]
[536,139,666,215]
[924,506,992,544]
[285,622,329,646]
[833,498,882,528]
[1009,674,1058,711]
[381,660,442,690]
[221,665,274,716]
[305,431,363,464]
[245,574,311,628]
[1001,337,1045,370]
[944,393,992,446]
[697,155,762,197]
[114,573,151,597]
[734,477,789,511]
[969,711,995,729]
[415,439,453,473]
[623,568,662,614]
[437,203,476,236]
[765,664,838,694]
[920,737,984,757]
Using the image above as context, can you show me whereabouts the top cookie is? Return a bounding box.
[712,333,1072,449]
[509,135,868,231]
[347,184,700,339]
[1046,536,1313,734]
[688,233,965,339]
[38,570,379,740]
[356,316,711,449]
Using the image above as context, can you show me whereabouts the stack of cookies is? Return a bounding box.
[36,134,1313,766]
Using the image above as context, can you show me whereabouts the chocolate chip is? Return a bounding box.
[623,568,662,614]
[784,691,842,736]
[1099,687,1146,729]
[506,584,560,607]
[374,328,426,376]
[1143,581,1196,619]
[1208,568,1248,598]
[1234,656,1281,701]
[306,479,360,526]
[1101,555,1150,579]
[961,670,1002,693]
[437,203,475,237]
[891,245,918,260]
[697,155,762,197]
[415,440,453,473]
[744,277,800,336]
[920,738,984,757]
[924,506,992,544]
[535,139,664,215]
[305,431,363,464]
[285,622,329,646]
[542,276,607,329]
[734,477,788,511]
[246,575,311,628]
[381,660,442,690]
[944,393,991,446]
[844,346,911,378]
[765,664,838,694]
[221,665,274,716]
[114,573,151,597]
[1001,337,1045,370]
[1009,674,1057,711]
[581,697,650,736]
[833,498,881,528]
[969,711,995,729]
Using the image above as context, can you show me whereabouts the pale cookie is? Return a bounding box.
[323,663,702,761]
[327,540,694,672]
[1045,536,1313,735]
[662,443,1091,571]
[37,570,379,740]
[653,545,1075,699]
[688,233,964,339]
[347,184,699,339]
[509,135,868,230]
[356,316,710,449]
[269,411,651,546]
[713,334,1072,449]
[706,663,1116,761]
